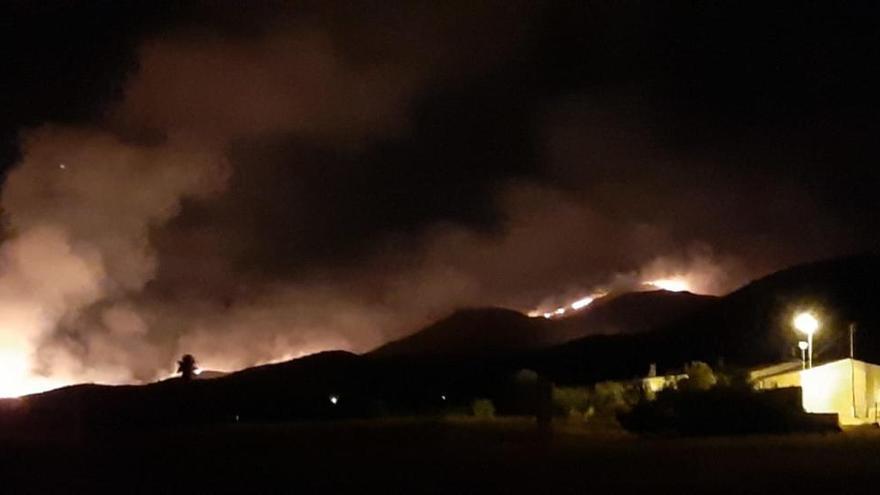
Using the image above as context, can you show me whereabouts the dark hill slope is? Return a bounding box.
[551,290,717,341]
[1,351,370,428]
[4,254,878,429]
[370,308,550,358]
[532,253,880,383]
[0,350,523,429]
[371,291,716,358]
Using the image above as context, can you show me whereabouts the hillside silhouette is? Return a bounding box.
[372,291,715,358]
[552,290,717,340]
[371,308,549,358]
[2,253,879,429]
[533,253,880,383]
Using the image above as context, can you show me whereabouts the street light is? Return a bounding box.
[793,312,819,368]
[798,341,808,369]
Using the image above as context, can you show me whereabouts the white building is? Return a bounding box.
[750,358,880,425]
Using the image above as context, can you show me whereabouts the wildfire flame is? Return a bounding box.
[642,278,691,292]
[529,291,606,319]
[0,349,68,398]
[529,273,698,320]
[570,296,595,310]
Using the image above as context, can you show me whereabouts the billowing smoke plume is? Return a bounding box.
[0,2,543,393]
[1,1,862,395]
[0,128,225,394]
[157,180,749,375]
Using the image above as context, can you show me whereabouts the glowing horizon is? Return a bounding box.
[643,278,691,293]
[0,349,70,398]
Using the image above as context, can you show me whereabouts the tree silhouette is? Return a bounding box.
[177,354,197,381]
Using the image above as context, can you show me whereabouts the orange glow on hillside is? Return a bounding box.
[642,278,691,292]
[0,349,68,398]
[529,291,607,319]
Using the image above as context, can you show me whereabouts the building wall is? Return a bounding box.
[801,360,855,421]
[754,368,803,390]
[855,360,880,421]
[753,359,880,425]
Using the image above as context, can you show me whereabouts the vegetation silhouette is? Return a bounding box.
[472,399,496,419]
[619,385,839,436]
[177,354,197,381]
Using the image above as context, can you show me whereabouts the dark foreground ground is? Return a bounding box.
[3,418,880,494]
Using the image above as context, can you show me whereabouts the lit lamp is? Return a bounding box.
[793,312,819,368]
[798,341,809,369]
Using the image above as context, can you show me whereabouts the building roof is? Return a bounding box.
[750,358,880,382]
[749,361,803,381]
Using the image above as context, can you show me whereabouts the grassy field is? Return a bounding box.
[3,418,880,493]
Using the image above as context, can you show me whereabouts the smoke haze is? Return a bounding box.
[0,1,877,393]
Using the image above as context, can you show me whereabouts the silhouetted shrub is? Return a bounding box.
[472,399,495,419]
[679,361,717,391]
[514,369,539,385]
[593,381,639,415]
[177,354,197,381]
[536,377,554,428]
[508,369,540,416]
[552,386,591,417]
[619,386,840,436]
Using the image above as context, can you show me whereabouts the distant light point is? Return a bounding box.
[793,312,819,336]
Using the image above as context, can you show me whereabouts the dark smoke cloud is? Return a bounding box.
[114,0,537,143]
[116,30,420,142]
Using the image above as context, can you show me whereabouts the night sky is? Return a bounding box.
[0,1,878,386]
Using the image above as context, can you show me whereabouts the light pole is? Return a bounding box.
[793,312,819,369]
[798,341,808,369]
